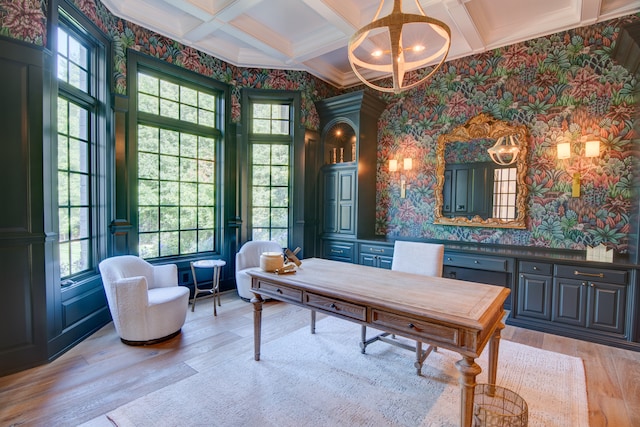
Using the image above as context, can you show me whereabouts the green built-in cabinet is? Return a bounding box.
[316,91,385,241]
[320,237,639,351]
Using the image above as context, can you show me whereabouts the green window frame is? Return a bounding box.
[56,12,108,282]
[248,101,293,248]
[130,59,225,260]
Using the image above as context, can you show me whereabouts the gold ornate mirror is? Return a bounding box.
[434,113,528,228]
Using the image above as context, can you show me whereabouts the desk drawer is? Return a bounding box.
[444,253,509,272]
[253,279,303,303]
[371,309,459,346]
[305,293,366,321]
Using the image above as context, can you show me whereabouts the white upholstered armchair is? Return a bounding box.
[235,240,282,300]
[98,255,190,345]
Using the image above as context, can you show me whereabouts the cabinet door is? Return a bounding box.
[337,169,355,235]
[443,170,452,213]
[454,169,469,213]
[322,171,337,233]
[378,256,393,270]
[360,253,377,267]
[552,278,587,327]
[517,273,552,320]
[587,281,626,335]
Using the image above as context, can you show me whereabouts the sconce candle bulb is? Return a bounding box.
[557,142,571,160]
[585,140,600,158]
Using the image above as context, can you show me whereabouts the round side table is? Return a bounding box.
[190,259,226,316]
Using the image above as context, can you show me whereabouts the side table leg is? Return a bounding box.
[455,356,482,427]
[310,310,316,334]
[251,291,264,361]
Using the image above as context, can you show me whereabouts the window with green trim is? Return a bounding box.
[136,71,221,259]
[56,17,107,281]
[249,102,292,247]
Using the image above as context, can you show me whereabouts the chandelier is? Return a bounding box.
[348,0,451,94]
[487,135,520,166]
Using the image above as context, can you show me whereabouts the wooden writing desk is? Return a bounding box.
[248,258,510,427]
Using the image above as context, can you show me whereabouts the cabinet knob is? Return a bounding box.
[520,274,524,278]
[533,266,538,270]
[589,283,595,287]
[474,260,479,264]
[329,303,337,309]
[447,257,452,261]
[581,282,586,286]
[408,323,415,329]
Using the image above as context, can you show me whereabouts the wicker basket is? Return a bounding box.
[473,384,528,427]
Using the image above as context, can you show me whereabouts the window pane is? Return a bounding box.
[139,233,159,258]
[139,207,159,232]
[160,231,179,257]
[180,230,198,254]
[160,181,179,205]
[138,153,159,179]
[139,93,159,114]
[253,144,270,164]
[138,125,159,152]
[180,207,197,229]
[160,206,179,230]
[198,207,214,229]
[198,229,214,252]
[271,145,289,165]
[139,74,159,95]
[139,180,159,205]
[271,166,289,186]
[160,80,179,101]
[253,187,270,206]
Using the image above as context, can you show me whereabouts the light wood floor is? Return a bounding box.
[1,292,638,426]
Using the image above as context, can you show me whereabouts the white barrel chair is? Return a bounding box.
[235,240,282,300]
[98,255,190,345]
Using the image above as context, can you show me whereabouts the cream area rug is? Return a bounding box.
[93,317,588,427]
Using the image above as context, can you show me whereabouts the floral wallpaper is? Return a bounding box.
[375,16,639,253]
[1,0,638,253]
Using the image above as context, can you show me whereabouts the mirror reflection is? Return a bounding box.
[434,113,528,229]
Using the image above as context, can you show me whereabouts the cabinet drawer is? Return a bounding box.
[554,265,628,285]
[305,293,366,321]
[323,240,355,263]
[371,309,459,346]
[252,280,303,303]
[519,261,552,275]
[444,253,509,272]
[359,243,394,258]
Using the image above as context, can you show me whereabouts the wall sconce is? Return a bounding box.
[388,157,414,198]
[556,138,600,197]
[487,135,520,166]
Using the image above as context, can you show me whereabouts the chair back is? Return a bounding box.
[236,240,282,271]
[391,241,444,277]
[99,255,154,287]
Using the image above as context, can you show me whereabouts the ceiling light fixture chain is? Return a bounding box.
[348,0,451,94]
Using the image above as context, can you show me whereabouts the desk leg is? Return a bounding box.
[251,293,264,361]
[488,320,505,395]
[455,356,482,427]
[310,310,316,334]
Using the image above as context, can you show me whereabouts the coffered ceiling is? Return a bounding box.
[101,0,640,89]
